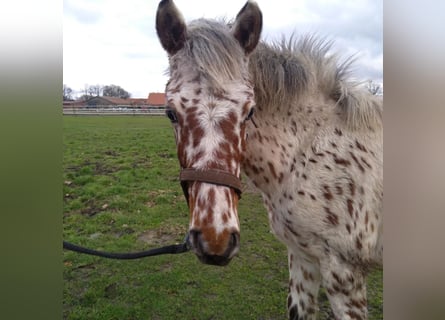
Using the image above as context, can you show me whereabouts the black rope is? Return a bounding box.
[63,235,190,260]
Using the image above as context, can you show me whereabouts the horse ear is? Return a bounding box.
[232,1,263,55]
[156,0,187,55]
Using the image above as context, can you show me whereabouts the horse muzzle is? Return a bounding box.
[187,229,240,266]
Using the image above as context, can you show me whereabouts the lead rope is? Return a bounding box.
[63,157,191,259]
[62,233,190,260]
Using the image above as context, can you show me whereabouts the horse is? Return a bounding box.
[155,1,382,319]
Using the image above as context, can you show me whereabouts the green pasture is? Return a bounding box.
[63,116,382,319]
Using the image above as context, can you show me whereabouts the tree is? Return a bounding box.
[78,94,91,102]
[103,84,131,99]
[92,84,103,96]
[366,80,383,96]
[63,84,73,101]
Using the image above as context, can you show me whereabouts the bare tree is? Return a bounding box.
[103,84,131,99]
[92,84,103,96]
[63,84,73,101]
[87,85,96,96]
[366,80,383,95]
[83,84,90,97]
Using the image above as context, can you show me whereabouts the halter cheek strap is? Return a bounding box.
[180,168,243,205]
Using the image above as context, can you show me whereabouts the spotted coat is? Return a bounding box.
[156,1,383,319]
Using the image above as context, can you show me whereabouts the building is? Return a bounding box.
[147,92,166,108]
[62,93,166,110]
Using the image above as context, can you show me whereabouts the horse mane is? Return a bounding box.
[177,19,382,130]
[175,19,248,92]
[250,35,382,130]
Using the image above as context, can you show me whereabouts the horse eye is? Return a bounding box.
[246,107,255,121]
[165,109,178,123]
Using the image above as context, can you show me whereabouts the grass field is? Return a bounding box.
[63,116,382,319]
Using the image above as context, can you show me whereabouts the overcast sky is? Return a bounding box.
[63,0,382,99]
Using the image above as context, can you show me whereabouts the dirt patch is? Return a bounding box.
[66,160,119,175]
[94,162,117,174]
[137,225,187,245]
[145,189,181,207]
[80,199,110,217]
[104,150,119,157]
[157,152,174,159]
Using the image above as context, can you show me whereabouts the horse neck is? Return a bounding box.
[242,49,337,197]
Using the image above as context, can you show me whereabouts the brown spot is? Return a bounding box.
[323,185,333,201]
[302,173,307,180]
[289,304,299,319]
[192,127,204,147]
[308,158,317,163]
[169,82,182,94]
[286,224,300,238]
[299,242,308,248]
[349,299,365,309]
[297,190,305,196]
[287,295,293,309]
[310,194,316,200]
[334,128,343,136]
[324,165,332,171]
[299,300,306,311]
[361,156,372,169]
[349,182,356,196]
[324,207,339,225]
[335,185,343,195]
[278,173,284,184]
[308,292,315,304]
[303,269,314,281]
[250,165,261,175]
[346,310,363,320]
[333,154,351,166]
[355,237,363,250]
[355,140,368,152]
[332,272,344,285]
[350,152,365,173]
[327,287,335,295]
[347,199,354,218]
[267,162,278,179]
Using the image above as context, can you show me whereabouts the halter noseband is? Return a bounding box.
[180,168,243,205]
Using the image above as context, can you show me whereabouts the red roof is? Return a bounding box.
[147,92,166,106]
[129,98,148,105]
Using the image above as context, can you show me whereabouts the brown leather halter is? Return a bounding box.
[179,168,243,206]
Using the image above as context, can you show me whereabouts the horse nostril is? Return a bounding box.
[230,232,239,248]
[226,232,240,259]
[189,229,203,254]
